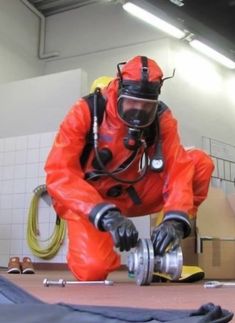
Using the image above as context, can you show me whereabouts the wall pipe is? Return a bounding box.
[21,0,59,59]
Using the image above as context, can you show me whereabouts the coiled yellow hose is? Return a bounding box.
[27,184,66,260]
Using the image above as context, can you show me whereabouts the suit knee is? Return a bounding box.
[67,250,120,281]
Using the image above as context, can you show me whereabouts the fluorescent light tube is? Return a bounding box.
[123,2,186,39]
[190,39,235,69]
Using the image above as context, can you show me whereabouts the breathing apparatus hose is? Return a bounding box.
[27,184,66,260]
[93,88,149,184]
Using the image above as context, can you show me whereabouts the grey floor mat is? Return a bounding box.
[0,276,233,323]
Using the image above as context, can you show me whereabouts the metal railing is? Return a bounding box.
[210,155,235,184]
[202,136,235,184]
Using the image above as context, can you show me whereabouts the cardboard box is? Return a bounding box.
[227,192,235,214]
[198,237,235,279]
[197,187,235,237]
[181,235,198,266]
[196,187,235,279]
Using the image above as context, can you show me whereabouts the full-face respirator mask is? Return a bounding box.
[118,94,159,151]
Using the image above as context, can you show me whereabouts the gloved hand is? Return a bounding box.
[151,220,185,256]
[100,211,139,252]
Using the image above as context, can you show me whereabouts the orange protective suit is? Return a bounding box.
[45,58,214,281]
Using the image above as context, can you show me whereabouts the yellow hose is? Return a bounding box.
[27,184,66,260]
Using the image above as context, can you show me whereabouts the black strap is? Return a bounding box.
[141,56,149,82]
[126,186,142,205]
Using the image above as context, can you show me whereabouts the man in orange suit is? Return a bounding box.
[45,56,214,281]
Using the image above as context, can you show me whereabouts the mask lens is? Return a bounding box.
[118,96,158,128]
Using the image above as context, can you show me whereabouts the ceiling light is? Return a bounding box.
[123,2,186,39]
[169,0,184,7]
[189,39,235,70]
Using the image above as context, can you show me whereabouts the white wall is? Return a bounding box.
[160,41,235,148]
[0,0,44,84]
[0,68,87,137]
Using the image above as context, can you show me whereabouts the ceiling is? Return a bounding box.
[27,0,112,16]
[176,0,235,44]
[147,0,235,50]
[26,0,235,52]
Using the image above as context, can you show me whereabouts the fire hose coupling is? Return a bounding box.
[127,238,183,286]
[33,184,47,196]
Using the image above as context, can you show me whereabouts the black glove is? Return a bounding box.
[100,211,139,252]
[151,220,185,256]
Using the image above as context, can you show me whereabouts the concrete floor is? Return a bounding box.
[0,267,234,321]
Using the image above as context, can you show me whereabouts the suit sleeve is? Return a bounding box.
[44,99,105,220]
[160,108,195,217]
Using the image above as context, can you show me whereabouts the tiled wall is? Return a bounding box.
[0,132,68,267]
